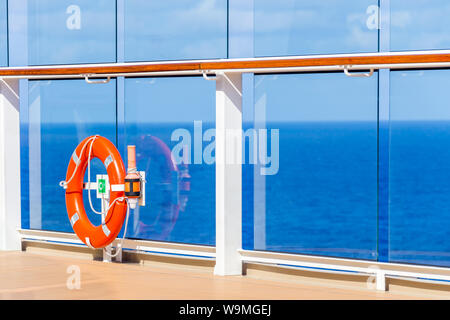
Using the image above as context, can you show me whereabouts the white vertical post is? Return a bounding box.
[214,72,243,276]
[0,79,21,250]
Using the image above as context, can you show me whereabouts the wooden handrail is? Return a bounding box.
[202,52,450,70]
[1,52,450,77]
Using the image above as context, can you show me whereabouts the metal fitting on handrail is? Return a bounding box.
[202,71,218,81]
[343,65,374,78]
[83,74,111,84]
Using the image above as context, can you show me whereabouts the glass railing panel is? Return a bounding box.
[21,79,117,231]
[124,0,227,62]
[254,0,379,57]
[0,0,7,66]
[124,77,216,245]
[243,72,378,260]
[391,0,450,51]
[27,0,116,65]
[389,69,450,267]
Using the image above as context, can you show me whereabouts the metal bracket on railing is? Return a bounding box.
[343,65,374,78]
[83,74,111,84]
[202,71,242,97]
[202,70,219,81]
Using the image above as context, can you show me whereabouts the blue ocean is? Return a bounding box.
[20,121,450,267]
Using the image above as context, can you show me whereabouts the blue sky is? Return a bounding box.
[255,72,378,122]
[125,77,216,124]
[254,0,378,56]
[29,79,116,124]
[27,0,116,65]
[390,70,450,121]
[4,0,450,64]
[124,0,227,61]
[391,0,450,51]
[4,1,450,123]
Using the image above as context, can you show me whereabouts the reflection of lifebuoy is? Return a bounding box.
[64,136,127,248]
[133,134,190,240]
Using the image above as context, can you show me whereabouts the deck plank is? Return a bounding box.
[0,251,445,300]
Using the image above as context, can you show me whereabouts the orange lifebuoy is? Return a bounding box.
[64,135,127,248]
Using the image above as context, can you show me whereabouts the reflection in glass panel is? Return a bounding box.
[244,73,378,260]
[254,0,379,57]
[0,0,7,66]
[22,80,117,231]
[390,70,450,267]
[28,0,116,65]
[391,0,450,51]
[125,77,215,245]
[124,0,227,61]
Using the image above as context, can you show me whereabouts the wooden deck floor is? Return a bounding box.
[0,251,447,300]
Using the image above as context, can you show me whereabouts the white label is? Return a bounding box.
[104,155,113,169]
[102,224,111,237]
[70,212,79,227]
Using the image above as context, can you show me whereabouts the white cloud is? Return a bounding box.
[345,25,376,49]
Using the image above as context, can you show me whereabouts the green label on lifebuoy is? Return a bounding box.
[98,179,106,194]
